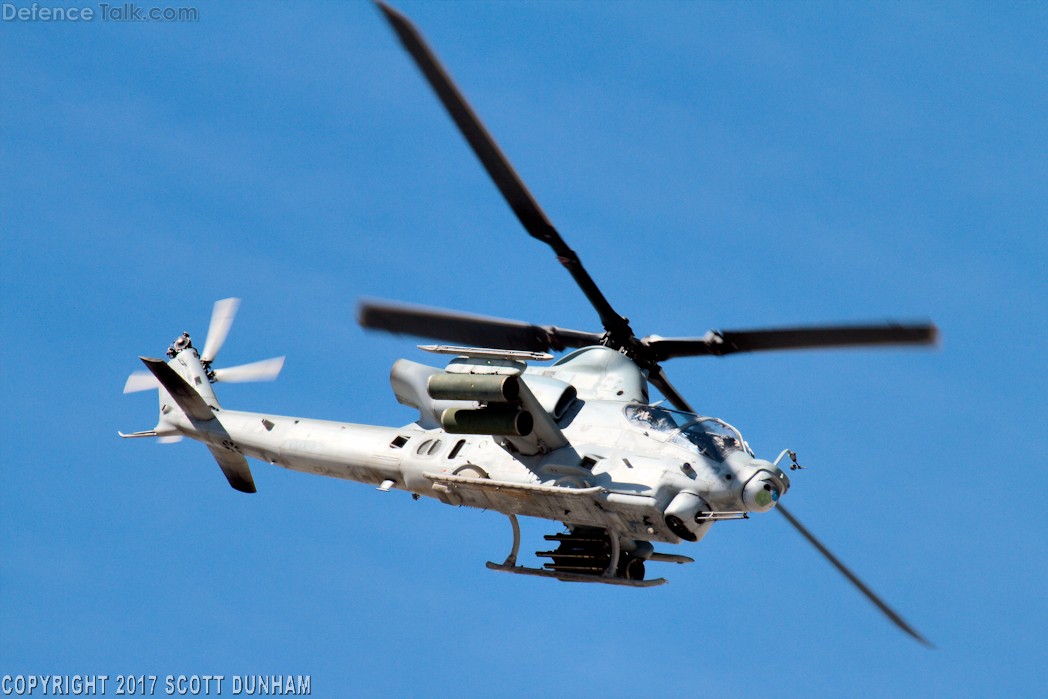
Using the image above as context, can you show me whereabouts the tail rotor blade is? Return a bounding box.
[776,504,932,647]
[123,371,161,393]
[212,356,285,383]
[201,297,241,363]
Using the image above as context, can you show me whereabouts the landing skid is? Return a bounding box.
[487,514,669,588]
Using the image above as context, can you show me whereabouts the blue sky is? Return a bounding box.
[2,1,1046,696]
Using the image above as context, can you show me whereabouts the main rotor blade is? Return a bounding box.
[375,2,634,345]
[647,365,694,413]
[642,322,939,361]
[201,297,241,363]
[212,356,285,384]
[776,504,932,647]
[358,298,603,353]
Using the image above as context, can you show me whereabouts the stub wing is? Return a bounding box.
[423,472,605,523]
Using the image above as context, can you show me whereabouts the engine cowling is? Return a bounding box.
[520,375,578,420]
[389,359,467,429]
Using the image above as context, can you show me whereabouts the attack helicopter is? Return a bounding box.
[122,2,937,645]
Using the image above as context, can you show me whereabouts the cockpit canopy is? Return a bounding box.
[624,405,748,462]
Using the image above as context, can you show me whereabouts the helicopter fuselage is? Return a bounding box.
[151,343,790,549]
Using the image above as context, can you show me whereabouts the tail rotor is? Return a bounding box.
[201,297,240,365]
[122,298,285,394]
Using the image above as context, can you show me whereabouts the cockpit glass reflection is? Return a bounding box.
[625,405,746,461]
[624,405,690,432]
[672,419,743,461]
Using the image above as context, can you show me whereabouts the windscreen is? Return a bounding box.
[625,405,747,461]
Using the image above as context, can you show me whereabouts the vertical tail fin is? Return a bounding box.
[139,357,256,493]
[140,357,216,421]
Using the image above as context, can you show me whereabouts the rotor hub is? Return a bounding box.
[167,332,193,357]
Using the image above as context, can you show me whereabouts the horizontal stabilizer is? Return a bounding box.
[139,357,215,421]
[207,445,256,493]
